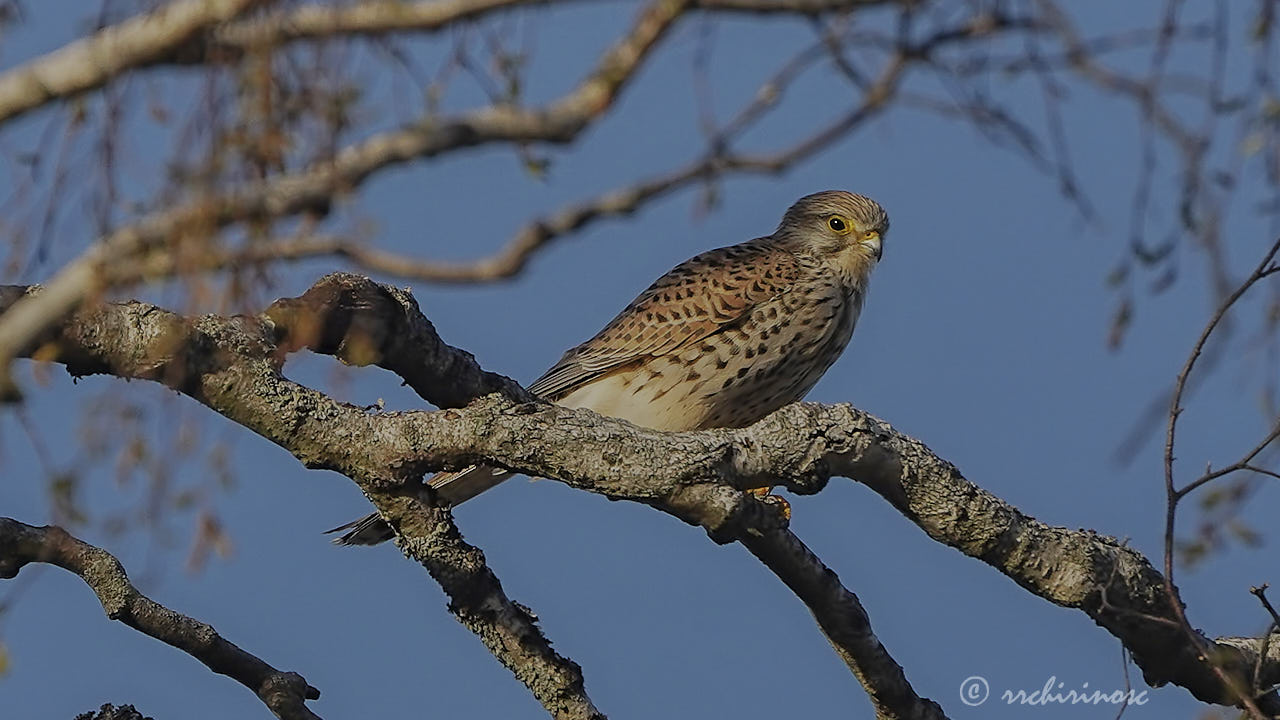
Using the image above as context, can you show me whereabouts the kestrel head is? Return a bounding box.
[775,190,889,264]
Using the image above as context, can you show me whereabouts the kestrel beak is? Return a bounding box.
[861,231,882,261]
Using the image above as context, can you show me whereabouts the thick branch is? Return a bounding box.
[645,483,947,719]
[267,277,941,718]
[374,499,606,720]
[74,704,153,720]
[0,283,602,719]
[38,278,1280,706]
[5,276,937,718]
[0,518,320,720]
[741,525,948,720]
[262,275,535,407]
[270,279,1280,712]
[6,274,1276,712]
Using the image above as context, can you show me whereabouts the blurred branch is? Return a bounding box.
[0,0,900,126]
[1013,0,1277,462]
[693,0,890,11]
[213,0,570,47]
[213,0,897,49]
[0,2,1041,392]
[4,274,1279,714]
[280,43,903,284]
[321,8,1036,284]
[0,518,321,720]
[0,0,691,400]
[0,0,270,124]
[432,54,904,282]
[105,231,516,289]
[1036,0,1200,153]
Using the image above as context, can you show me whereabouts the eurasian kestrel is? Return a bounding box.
[331,190,889,545]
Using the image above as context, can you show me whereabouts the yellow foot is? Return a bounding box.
[747,487,791,521]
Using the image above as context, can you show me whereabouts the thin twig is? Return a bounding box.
[1160,237,1280,718]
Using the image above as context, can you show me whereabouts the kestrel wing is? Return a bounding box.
[528,241,801,400]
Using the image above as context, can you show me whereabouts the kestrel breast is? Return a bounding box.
[556,277,861,432]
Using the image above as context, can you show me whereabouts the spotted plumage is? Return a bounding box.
[331,190,889,545]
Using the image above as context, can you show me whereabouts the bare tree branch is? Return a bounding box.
[5,2,1280,717]
[213,0,575,48]
[0,0,692,400]
[172,7,1023,286]
[0,1,1045,399]
[693,0,886,11]
[269,276,945,719]
[738,528,947,720]
[1155,238,1280,719]
[0,281,606,720]
[74,704,153,720]
[0,0,270,124]
[0,518,321,720]
[3,273,1277,713]
[376,45,908,283]
[1,276,942,719]
[378,500,607,720]
[137,0,902,54]
[263,274,534,407]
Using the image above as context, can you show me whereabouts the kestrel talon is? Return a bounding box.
[331,190,889,545]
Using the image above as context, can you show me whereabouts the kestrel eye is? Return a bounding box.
[828,217,847,232]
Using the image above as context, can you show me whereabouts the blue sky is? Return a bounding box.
[2,2,1277,719]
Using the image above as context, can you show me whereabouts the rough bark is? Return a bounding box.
[0,520,320,720]
[4,274,1276,714]
[1,276,938,719]
[74,704,153,720]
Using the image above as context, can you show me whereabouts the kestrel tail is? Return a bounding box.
[330,190,889,545]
